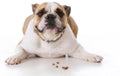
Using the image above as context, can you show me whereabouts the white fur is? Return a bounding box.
[46,2,58,13]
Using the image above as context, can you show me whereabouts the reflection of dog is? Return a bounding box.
[5,2,103,65]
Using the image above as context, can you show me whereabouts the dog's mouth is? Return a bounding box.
[44,21,56,30]
[35,21,65,34]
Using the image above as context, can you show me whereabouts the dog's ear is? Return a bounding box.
[32,3,39,13]
[63,5,71,17]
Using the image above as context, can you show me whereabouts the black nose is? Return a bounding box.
[45,14,56,21]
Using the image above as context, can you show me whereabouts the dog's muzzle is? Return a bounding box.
[45,14,56,23]
[35,14,66,33]
[45,14,56,29]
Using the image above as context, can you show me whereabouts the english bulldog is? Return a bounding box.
[5,2,103,65]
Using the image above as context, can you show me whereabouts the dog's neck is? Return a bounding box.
[34,28,64,43]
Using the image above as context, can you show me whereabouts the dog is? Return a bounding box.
[5,2,103,65]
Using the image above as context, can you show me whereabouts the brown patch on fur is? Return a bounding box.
[32,3,47,27]
[63,5,71,17]
[32,3,39,13]
[68,16,78,38]
[22,3,47,35]
[55,3,78,37]
[34,2,47,14]
[22,15,34,34]
[55,2,68,26]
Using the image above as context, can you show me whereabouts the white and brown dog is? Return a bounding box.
[5,2,103,65]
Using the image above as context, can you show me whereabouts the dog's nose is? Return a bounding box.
[45,14,56,21]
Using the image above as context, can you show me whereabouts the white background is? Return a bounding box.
[0,0,120,76]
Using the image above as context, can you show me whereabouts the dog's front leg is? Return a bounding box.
[70,45,103,63]
[5,46,28,65]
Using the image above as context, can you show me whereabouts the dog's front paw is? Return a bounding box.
[5,56,22,65]
[85,54,103,63]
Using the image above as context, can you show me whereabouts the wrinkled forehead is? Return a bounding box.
[36,2,63,13]
[46,2,58,12]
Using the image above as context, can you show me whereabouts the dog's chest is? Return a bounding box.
[22,34,76,58]
[21,23,78,58]
[35,42,67,57]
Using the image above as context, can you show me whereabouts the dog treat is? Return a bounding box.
[56,65,58,68]
[52,63,55,66]
[62,66,69,70]
[56,61,59,64]
[52,62,69,70]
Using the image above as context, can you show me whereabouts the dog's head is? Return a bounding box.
[32,2,71,40]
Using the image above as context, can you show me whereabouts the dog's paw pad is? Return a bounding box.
[5,56,22,65]
[86,55,103,63]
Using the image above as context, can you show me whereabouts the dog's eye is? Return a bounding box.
[37,8,46,17]
[56,8,64,18]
